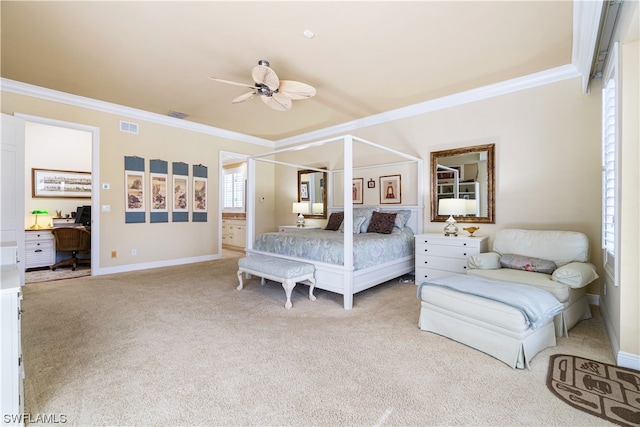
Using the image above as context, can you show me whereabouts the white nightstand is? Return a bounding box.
[414,233,488,282]
[278,225,321,232]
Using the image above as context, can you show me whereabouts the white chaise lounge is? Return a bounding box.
[467,229,599,337]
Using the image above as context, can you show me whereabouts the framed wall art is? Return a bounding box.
[352,178,364,204]
[124,156,146,223]
[192,164,208,222]
[32,168,91,198]
[380,174,401,204]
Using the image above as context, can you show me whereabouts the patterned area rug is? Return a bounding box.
[547,354,640,427]
[25,266,91,283]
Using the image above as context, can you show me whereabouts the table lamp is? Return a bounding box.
[292,202,309,227]
[438,199,466,236]
[30,209,49,229]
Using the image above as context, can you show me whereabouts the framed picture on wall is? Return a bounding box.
[125,171,145,211]
[300,181,309,201]
[193,176,207,212]
[380,174,401,204]
[173,175,188,212]
[32,168,92,198]
[352,178,364,204]
[150,173,168,212]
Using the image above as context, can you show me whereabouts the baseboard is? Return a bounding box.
[93,254,221,276]
[587,292,599,306]
[617,351,640,371]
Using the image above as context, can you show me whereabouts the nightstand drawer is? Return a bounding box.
[414,267,457,283]
[415,235,482,249]
[415,243,479,260]
[415,254,469,274]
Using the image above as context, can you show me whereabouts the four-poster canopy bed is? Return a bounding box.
[245,135,424,309]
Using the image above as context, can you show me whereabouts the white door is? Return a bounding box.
[1,113,26,284]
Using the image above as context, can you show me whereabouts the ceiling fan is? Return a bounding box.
[210,60,316,111]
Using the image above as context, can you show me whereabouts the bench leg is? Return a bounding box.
[308,277,316,301]
[236,269,244,290]
[282,279,296,309]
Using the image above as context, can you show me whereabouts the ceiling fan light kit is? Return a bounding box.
[211,60,316,111]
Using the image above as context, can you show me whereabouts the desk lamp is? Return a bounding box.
[438,199,466,236]
[292,202,309,227]
[30,209,49,229]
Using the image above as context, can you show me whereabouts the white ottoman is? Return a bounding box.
[237,255,316,309]
[418,276,558,369]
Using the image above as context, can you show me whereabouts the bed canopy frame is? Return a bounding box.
[245,134,424,309]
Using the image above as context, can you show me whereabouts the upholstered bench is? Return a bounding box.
[417,275,561,369]
[237,255,316,309]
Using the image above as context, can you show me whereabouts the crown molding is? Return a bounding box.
[0,78,274,148]
[275,64,581,147]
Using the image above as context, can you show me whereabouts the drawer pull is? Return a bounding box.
[423,248,428,252]
[463,243,467,246]
[423,261,428,264]
[463,253,467,256]
[34,249,42,253]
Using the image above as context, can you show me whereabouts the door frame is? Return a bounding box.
[15,113,100,273]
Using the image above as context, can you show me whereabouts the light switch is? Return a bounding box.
[102,205,110,212]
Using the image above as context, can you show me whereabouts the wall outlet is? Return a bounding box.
[131,249,137,256]
[111,251,117,258]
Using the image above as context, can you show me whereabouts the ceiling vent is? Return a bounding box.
[167,110,189,119]
[119,120,139,134]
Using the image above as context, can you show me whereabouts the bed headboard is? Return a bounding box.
[328,205,423,234]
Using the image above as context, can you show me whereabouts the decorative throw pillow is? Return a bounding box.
[366,211,397,234]
[499,253,557,274]
[339,216,366,234]
[353,207,378,233]
[382,209,411,229]
[325,212,344,231]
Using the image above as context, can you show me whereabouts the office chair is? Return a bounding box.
[50,227,91,271]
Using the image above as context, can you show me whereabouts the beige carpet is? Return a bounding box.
[22,255,617,426]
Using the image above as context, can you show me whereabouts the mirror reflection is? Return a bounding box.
[430,143,495,223]
[298,169,327,219]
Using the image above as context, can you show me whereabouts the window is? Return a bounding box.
[601,42,619,285]
[223,165,245,211]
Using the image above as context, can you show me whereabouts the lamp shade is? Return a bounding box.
[438,198,467,216]
[292,202,309,214]
[465,199,478,216]
[31,209,48,215]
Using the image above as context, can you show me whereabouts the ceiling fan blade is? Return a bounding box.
[232,91,257,104]
[261,93,292,111]
[252,65,280,91]
[209,77,257,89]
[278,80,317,100]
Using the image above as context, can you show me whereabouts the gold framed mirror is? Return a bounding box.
[430,143,495,223]
[297,169,327,219]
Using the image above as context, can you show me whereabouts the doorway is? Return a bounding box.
[219,151,248,257]
[18,115,99,283]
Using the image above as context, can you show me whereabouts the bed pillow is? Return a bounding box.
[382,209,411,229]
[339,215,366,234]
[366,211,397,234]
[325,212,344,231]
[353,207,378,233]
[499,253,557,274]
